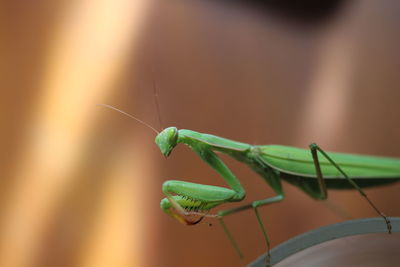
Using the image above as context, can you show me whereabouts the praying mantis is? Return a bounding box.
[101,104,400,266]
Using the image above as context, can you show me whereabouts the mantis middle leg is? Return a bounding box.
[217,166,284,266]
[190,145,284,265]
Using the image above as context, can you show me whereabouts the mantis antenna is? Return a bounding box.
[98,103,160,134]
[152,80,164,130]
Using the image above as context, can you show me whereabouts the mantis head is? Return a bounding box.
[155,127,178,157]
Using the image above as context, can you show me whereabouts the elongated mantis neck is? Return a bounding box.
[175,129,249,200]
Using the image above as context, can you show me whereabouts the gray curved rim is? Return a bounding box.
[248,217,400,267]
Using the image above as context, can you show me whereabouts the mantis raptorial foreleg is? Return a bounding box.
[162,180,237,224]
[166,144,283,265]
[309,143,392,233]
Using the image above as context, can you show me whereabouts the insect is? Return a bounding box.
[101,104,399,266]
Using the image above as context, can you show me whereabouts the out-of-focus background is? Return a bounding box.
[1,0,400,266]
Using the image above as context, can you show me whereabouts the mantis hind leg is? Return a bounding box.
[309,143,392,233]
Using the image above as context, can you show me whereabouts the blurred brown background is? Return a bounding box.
[1,0,400,267]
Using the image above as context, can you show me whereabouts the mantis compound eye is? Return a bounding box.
[155,127,178,157]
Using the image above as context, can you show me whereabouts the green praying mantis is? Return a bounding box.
[101,104,399,266]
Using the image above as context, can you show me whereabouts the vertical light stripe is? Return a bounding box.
[297,25,355,145]
[0,0,150,266]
